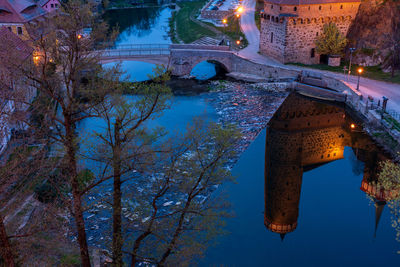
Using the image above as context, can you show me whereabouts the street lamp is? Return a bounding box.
[348,47,356,80]
[236,40,240,45]
[356,67,363,91]
[237,6,244,13]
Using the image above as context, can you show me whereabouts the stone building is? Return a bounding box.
[0,0,47,40]
[259,0,361,64]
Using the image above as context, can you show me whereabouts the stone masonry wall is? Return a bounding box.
[285,16,352,64]
[260,1,361,64]
[260,18,286,62]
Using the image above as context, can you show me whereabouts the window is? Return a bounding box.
[294,6,297,11]
[51,4,54,8]
[55,3,58,7]
[17,27,22,35]
[311,48,315,58]
[7,27,11,32]
[319,6,322,10]
[271,32,274,43]
[340,5,343,9]
[271,5,273,9]
[316,32,319,36]
[280,6,282,10]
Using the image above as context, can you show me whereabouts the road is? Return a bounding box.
[238,0,400,113]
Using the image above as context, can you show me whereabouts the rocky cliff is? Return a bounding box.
[347,0,400,66]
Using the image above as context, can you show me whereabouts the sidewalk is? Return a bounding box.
[239,0,400,114]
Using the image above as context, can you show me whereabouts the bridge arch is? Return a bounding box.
[189,59,230,79]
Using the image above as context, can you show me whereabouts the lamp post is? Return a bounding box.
[356,67,363,91]
[348,47,356,80]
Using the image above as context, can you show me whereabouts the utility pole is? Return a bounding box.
[348,47,356,81]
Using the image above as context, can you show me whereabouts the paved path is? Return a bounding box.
[238,0,400,113]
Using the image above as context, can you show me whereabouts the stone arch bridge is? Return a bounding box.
[97,43,298,78]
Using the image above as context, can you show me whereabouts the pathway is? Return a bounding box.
[239,0,400,113]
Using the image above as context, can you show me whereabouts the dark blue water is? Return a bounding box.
[98,8,400,266]
[102,7,217,81]
[203,129,399,266]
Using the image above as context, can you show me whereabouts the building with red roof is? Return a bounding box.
[0,0,47,40]
[259,0,361,65]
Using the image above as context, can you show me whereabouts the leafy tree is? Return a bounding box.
[83,66,172,265]
[315,23,348,56]
[377,160,400,245]
[127,119,241,265]
[7,1,120,265]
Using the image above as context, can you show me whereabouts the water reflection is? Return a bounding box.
[103,7,171,45]
[264,94,395,239]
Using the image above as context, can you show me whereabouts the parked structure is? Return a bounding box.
[0,0,47,40]
[0,27,34,153]
[259,0,361,64]
[38,0,60,13]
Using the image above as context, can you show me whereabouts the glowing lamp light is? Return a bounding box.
[237,6,244,13]
[357,68,363,74]
[33,56,39,61]
[236,13,240,18]
[350,123,356,129]
[77,34,82,39]
[222,19,227,24]
[236,40,240,45]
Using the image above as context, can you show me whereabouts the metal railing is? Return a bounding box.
[98,44,171,58]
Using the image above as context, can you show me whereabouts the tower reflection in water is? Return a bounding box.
[264,93,397,240]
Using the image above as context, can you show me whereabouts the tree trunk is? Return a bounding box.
[65,119,91,267]
[0,215,14,267]
[112,121,123,266]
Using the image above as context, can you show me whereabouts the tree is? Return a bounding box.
[9,1,120,265]
[315,23,348,56]
[377,160,400,245]
[382,1,400,77]
[84,66,171,265]
[126,119,240,265]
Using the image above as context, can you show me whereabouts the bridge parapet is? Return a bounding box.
[170,44,230,51]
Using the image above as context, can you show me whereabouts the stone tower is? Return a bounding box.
[264,94,351,238]
[259,0,361,64]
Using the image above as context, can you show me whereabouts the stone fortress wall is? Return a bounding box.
[260,1,361,64]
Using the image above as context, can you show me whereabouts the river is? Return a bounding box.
[91,6,400,266]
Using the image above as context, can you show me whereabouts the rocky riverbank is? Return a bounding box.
[78,80,290,251]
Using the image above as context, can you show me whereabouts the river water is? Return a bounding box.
[95,7,400,266]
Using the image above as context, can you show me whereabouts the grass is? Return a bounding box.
[288,62,400,84]
[207,15,248,49]
[255,0,263,31]
[383,114,400,132]
[173,1,217,43]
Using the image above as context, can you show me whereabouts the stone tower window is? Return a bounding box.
[276,17,279,22]
[271,4,273,9]
[308,6,310,10]
[294,6,297,11]
[17,27,22,35]
[316,32,319,36]
[340,5,343,9]
[271,32,274,43]
[280,6,282,10]
[319,6,322,10]
[311,48,315,58]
